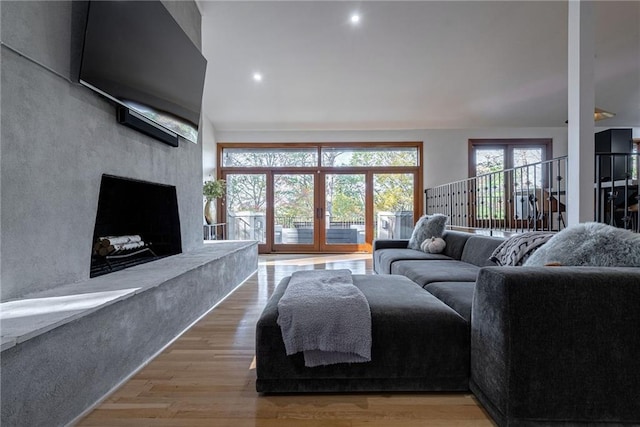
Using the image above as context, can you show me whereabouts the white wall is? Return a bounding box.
[420,128,569,187]
[202,115,218,180]
[215,127,569,188]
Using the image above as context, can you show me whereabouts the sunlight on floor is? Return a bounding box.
[259,253,371,266]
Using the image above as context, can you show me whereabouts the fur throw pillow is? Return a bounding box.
[420,237,446,254]
[524,222,640,267]
[408,214,448,250]
[490,231,556,266]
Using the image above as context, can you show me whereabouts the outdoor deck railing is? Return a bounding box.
[273,217,366,229]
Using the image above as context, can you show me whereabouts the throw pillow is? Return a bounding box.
[490,231,556,266]
[420,236,447,254]
[524,222,640,267]
[408,214,448,250]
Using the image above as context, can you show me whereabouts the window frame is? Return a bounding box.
[217,142,423,253]
[467,138,553,227]
[468,139,553,178]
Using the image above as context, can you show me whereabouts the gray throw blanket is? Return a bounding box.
[277,269,372,367]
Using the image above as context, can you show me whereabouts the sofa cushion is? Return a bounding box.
[441,230,473,259]
[460,235,504,267]
[374,248,453,274]
[408,214,448,249]
[425,282,475,323]
[391,260,480,288]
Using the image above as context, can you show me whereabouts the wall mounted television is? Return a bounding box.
[79,1,207,146]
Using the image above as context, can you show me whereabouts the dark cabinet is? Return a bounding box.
[595,128,633,181]
[594,128,637,229]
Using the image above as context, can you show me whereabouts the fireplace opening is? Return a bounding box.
[91,175,182,278]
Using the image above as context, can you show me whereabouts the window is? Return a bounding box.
[222,147,317,167]
[322,147,418,167]
[469,139,552,222]
[218,142,422,252]
[470,139,551,178]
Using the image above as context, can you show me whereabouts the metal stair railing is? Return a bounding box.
[425,156,568,234]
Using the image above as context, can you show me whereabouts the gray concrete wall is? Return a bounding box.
[1,242,258,427]
[0,1,204,300]
[162,0,202,51]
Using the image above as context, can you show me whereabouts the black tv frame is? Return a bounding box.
[79,1,206,146]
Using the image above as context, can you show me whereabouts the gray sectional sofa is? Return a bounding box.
[257,229,640,426]
[373,230,503,322]
[374,229,640,426]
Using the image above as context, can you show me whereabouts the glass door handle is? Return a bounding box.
[316,207,323,219]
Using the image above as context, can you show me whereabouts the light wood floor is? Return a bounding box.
[78,254,494,426]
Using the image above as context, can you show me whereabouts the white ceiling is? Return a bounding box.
[197,1,640,132]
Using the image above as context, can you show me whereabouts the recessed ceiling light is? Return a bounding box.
[252,72,263,82]
[350,13,361,25]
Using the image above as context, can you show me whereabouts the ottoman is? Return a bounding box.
[256,274,470,393]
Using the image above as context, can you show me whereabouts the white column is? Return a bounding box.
[567,0,595,225]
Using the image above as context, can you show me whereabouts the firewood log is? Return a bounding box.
[112,241,145,252]
[98,246,114,256]
[99,235,143,246]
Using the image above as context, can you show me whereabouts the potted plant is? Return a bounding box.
[203,178,226,225]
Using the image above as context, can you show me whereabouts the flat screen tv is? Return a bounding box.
[79,1,207,144]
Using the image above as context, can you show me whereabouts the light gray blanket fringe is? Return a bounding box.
[277,269,372,367]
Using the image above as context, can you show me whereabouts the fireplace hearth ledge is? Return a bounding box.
[0,240,258,427]
[1,240,256,351]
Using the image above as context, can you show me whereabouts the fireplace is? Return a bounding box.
[91,175,182,277]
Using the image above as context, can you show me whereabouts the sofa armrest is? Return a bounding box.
[471,266,640,425]
[372,239,409,251]
[372,240,410,273]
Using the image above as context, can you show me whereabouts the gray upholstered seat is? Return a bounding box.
[256,274,470,393]
[424,281,475,322]
[391,260,480,287]
[374,249,453,274]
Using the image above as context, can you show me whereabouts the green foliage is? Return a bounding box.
[221,148,417,224]
[350,150,417,167]
[328,175,365,219]
[274,174,314,220]
[203,178,226,201]
[373,174,413,212]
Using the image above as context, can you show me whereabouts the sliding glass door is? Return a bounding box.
[273,173,317,251]
[323,173,366,251]
[219,143,422,253]
[373,173,415,240]
[225,173,267,250]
